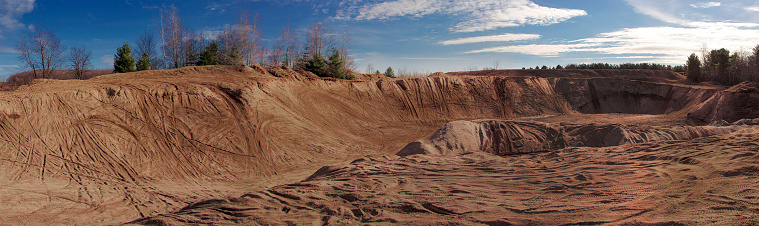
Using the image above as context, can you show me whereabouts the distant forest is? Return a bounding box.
[685,46,759,86]
[522,63,685,72]
[522,45,759,87]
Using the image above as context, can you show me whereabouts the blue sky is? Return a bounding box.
[2,0,759,79]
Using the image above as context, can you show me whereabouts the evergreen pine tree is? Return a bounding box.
[227,47,242,65]
[327,49,345,79]
[384,67,395,78]
[114,42,135,73]
[686,53,702,82]
[136,52,150,71]
[305,54,328,77]
[199,42,219,66]
[375,70,380,74]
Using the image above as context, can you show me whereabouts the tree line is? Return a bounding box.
[112,7,356,79]
[521,63,686,72]
[14,6,357,81]
[685,45,759,85]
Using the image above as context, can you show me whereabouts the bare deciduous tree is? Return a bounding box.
[237,10,263,65]
[160,5,185,68]
[305,21,334,61]
[365,63,375,74]
[217,26,243,65]
[700,43,711,79]
[257,42,267,66]
[269,39,284,66]
[15,31,36,77]
[184,28,202,66]
[136,30,160,69]
[337,29,355,71]
[69,46,92,79]
[15,25,66,78]
[278,23,300,68]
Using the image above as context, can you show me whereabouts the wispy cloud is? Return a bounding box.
[690,2,721,9]
[466,25,759,64]
[338,0,586,32]
[466,43,594,56]
[471,0,759,63]
[440,33,540,45]
[206,1,234,13]
[624,0,757,26]
[0,46,17,53]
[100,54,113,66]
[0,0,35,31]
[400,57,464,60]
[140,3,159,10]
[199,24,231,40]
[0,64,20,80]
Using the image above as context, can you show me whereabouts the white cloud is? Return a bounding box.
[0,0,35,30]
[541,0,756,64]
[339,0,586,32]
[440,33,540,45]
[466,25,759,64]
[690,2,721,9]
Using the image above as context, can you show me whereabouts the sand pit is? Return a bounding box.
[0,66,758,224]
[132,128,759,225]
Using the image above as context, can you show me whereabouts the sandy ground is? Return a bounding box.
[1,66,758,225]
[132,127,759,225]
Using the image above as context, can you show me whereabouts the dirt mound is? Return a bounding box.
[428,72,448,77]
[688,81,759,124]
[398,119,744,156]
[397,120,564,156]
[132,127,759,225]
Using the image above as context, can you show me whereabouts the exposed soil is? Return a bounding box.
[0,66,757,225]
[131,129,759,225]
